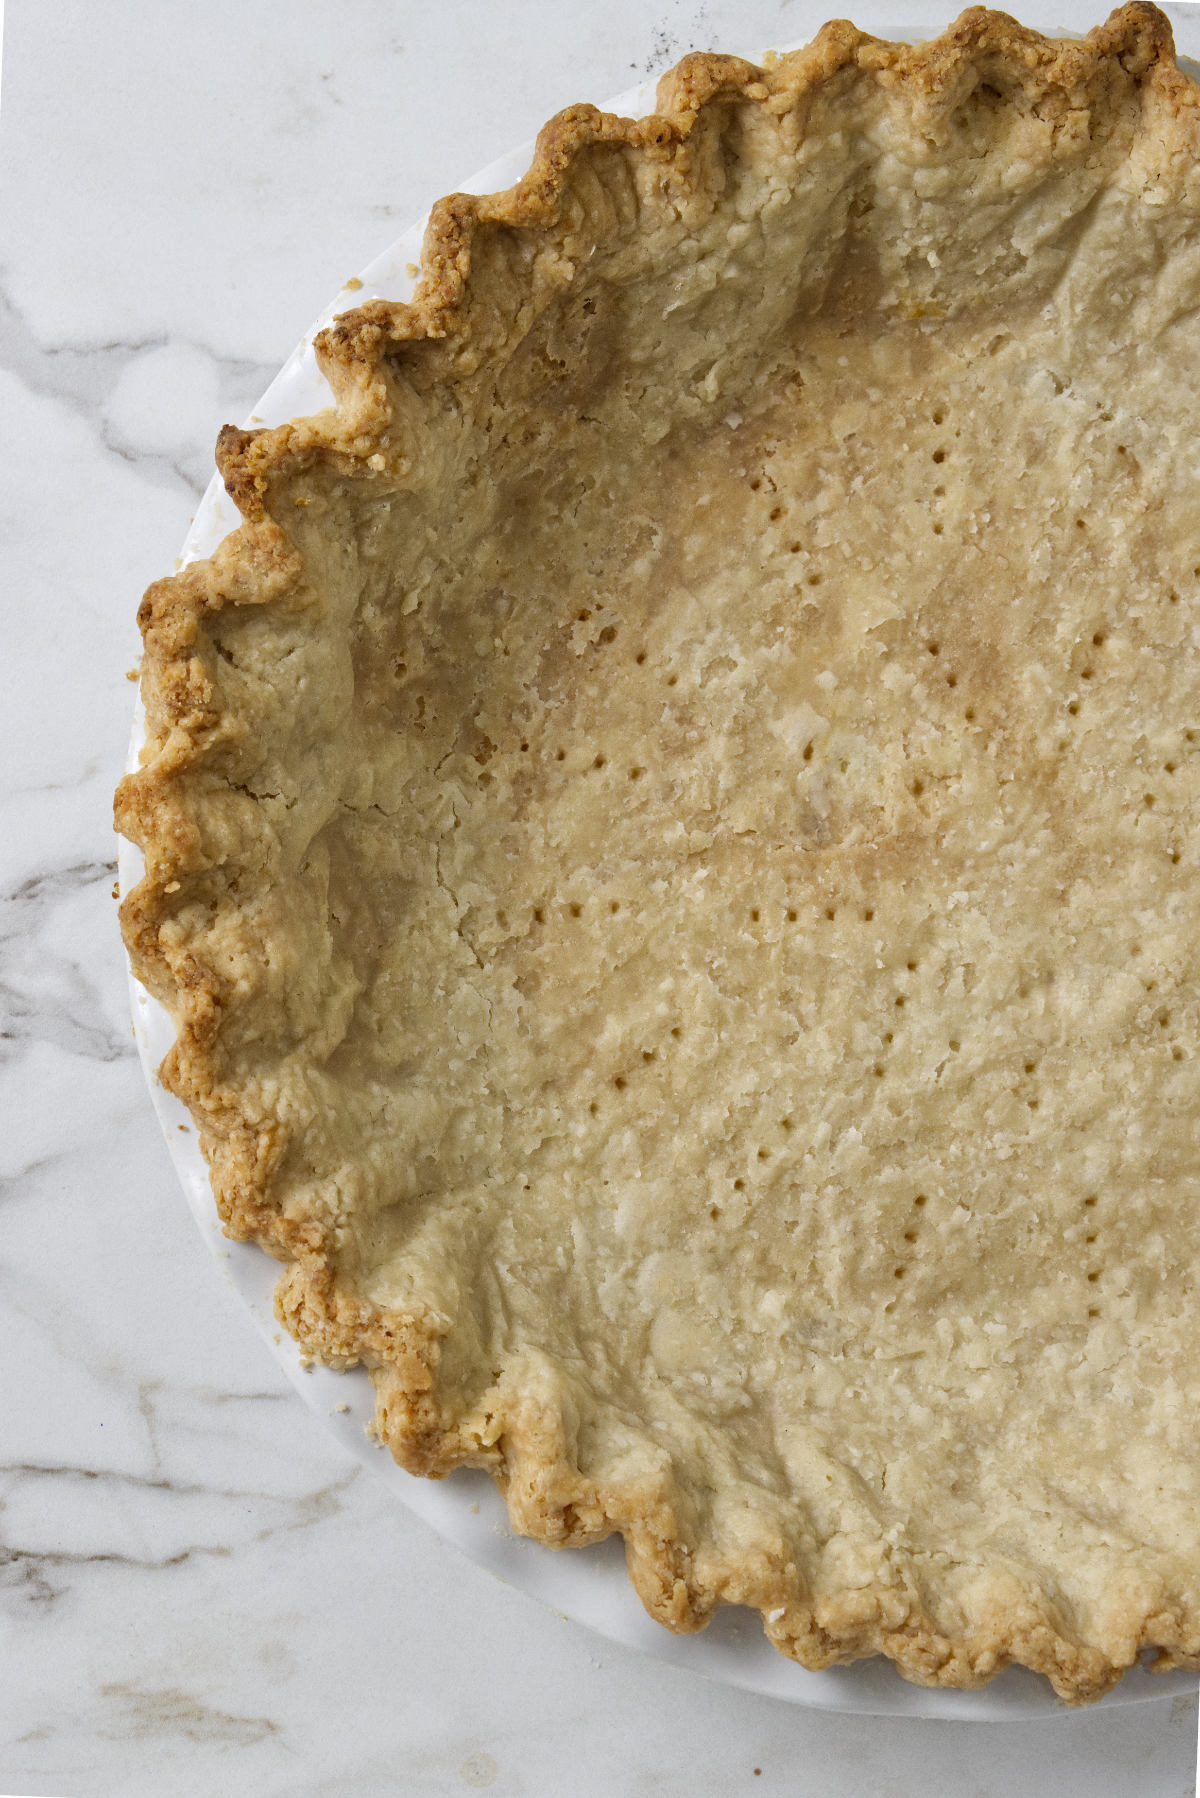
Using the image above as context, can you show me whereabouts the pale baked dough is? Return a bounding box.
[117,5,1200,1701]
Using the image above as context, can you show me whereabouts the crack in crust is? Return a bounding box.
[116,6,1200,1702]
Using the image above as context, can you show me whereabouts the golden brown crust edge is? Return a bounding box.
[115,5,1200,1703]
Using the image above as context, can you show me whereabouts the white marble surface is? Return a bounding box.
[3,1,1200,1792]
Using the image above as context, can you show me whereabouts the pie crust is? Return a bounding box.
[117,5,1200,1702]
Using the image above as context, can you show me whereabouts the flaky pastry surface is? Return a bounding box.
[117,5,1200,1701]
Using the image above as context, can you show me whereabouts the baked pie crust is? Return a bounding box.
[117,5,1200,1702]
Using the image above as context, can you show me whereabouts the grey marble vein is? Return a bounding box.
[2,1460,310,1500]
[1,858,116,907]
[8,754,106,801]
[0,857,129,1066]
[97,1684,281,1747]
[0,1462,361,1615]
[0,1153,73,1205]
[0,267,277,499]
[0,1539,234,1611]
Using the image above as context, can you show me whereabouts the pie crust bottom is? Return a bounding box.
[118,5,1200,1701]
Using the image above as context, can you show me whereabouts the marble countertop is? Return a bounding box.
[3,2,1199,1792]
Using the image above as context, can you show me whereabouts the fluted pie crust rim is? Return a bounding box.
[117,5,1200,1703]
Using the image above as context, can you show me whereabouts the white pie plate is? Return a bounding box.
[121,31,1200,1719]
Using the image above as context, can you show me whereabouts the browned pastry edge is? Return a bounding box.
[115,5,1200,1702]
